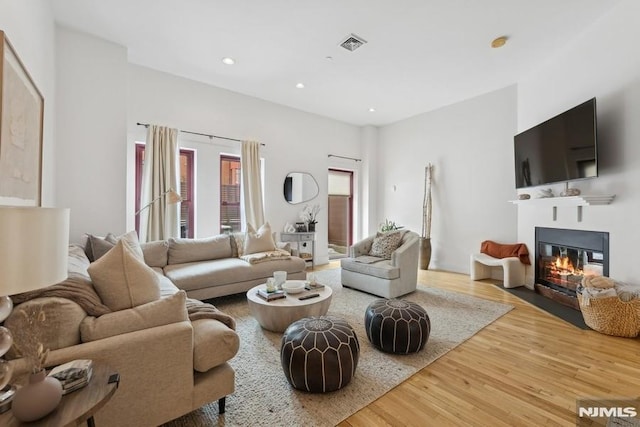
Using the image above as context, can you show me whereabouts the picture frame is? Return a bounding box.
[0,30,44,206]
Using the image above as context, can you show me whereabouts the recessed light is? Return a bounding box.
[491,36,508,48]
[296,83,305,89]
[221,57,235,65]
[369,108,376,112]
[325,56,333,61]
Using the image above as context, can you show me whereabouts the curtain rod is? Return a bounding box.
[328,154,361,162]
[136,122,265,146]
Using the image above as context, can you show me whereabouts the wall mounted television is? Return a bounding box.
[514,98,597,189]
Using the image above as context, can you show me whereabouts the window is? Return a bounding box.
[220,155,241,233]
[179,150,195,238]
[135,144,195,238]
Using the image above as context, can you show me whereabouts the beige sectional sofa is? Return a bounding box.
[156,234,307,299]
[4,231,306,426]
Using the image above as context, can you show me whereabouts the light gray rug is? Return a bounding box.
[163,269,513,427]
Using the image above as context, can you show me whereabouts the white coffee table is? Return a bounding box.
[246,280,333,332]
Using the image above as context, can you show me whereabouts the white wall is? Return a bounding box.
[0,0,56,205]
[126,64,362,264]
[516,0,640,284]
[55,27,128,242]
[379,86,518,273]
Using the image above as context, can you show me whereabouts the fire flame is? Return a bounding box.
[552,256,582,276]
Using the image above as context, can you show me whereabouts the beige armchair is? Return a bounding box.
[340,231,420,298]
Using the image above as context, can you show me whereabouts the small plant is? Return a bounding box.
[380,219,404,232]
[299,204,321,227]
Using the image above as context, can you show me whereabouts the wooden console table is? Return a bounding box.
[281,232,315,269]
[0,361,119,427]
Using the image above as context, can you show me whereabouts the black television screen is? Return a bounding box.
[514,98,597,189]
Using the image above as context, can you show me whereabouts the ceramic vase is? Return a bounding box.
[419,237,432,270]
[11,370,62,422]
[307,222,316,232]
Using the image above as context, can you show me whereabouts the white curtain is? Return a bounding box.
[241,141,265,229]
[139,125,180,242]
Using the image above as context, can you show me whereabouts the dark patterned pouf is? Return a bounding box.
[281,316,360,392]
[364,299,431,354]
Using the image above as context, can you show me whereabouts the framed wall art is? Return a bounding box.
[0,30,44,206]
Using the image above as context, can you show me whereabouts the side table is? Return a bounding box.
[0,361,119,427]
[280,232,315,269]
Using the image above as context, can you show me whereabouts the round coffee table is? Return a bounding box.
[247,281,333,332]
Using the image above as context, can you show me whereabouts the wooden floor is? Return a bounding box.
[313,262,640,427]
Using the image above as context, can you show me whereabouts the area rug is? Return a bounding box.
[163,269,513,427]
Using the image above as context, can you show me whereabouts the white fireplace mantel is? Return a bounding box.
[509,195,615,222]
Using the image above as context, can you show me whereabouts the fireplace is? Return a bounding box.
[535,227,609,310]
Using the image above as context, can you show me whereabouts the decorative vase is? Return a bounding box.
[419,237,432,270]
[307,222,316,232]
[11,370,62,422]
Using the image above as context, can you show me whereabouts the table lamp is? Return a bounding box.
[0,207,70,421]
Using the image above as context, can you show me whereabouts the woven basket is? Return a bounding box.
[578,292,640,337]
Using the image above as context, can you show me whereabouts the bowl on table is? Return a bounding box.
[282,281,305,294]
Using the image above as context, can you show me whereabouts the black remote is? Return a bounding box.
[299,293,320,300]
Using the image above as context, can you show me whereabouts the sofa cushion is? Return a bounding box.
[369,231,405,259]
[152,267,179,297]
[141,240,169,268]
[243,222,276,255]
[4,297,86,358]
[164,257,306,292]
[168,235,232,264]
[88,239,161,311]
[341,258,400,280]
[191,318,240,373]
[80,291,188,342]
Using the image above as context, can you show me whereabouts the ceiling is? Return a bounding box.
[51,0,619,127]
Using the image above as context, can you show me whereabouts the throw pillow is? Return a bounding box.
[87,231,144,262]
[88,239,161,311]
[88,233,117,261]
[80,291,188,342]
[369,231,404,260]
[230,232,246,257]
[243,222,276,255]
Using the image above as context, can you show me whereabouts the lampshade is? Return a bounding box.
[166,189,182,204]
[0,207,70,296]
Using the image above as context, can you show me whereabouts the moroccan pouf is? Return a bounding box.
[281,316,360,393]
[364,299,431,354]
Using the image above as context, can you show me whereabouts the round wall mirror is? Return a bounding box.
[283,172,319,205]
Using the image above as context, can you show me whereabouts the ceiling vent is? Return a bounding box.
[339,34,367,52]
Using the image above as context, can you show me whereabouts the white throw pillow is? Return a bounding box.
[88,239,161,311]
[243,222,277,255]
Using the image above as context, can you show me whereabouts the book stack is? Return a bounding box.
[48,359,93,395]
[257,289,286,301]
